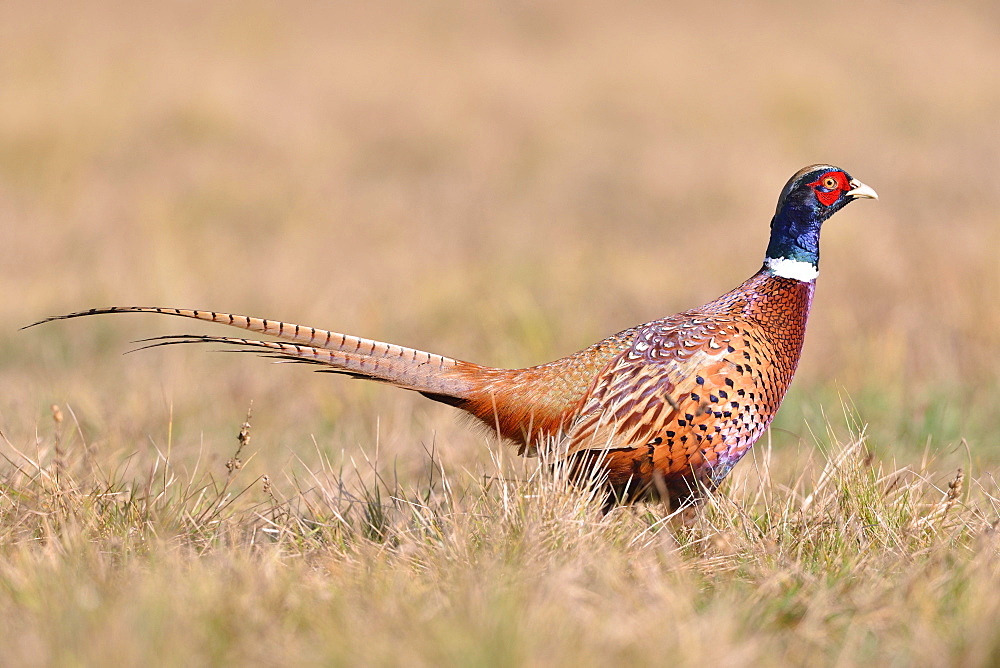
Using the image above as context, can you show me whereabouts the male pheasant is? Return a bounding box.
[30,164,877,509]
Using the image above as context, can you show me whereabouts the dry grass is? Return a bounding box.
[1,408,998,666]
[2,0,1000,664]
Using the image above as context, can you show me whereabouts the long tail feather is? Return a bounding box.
[28,307,485,401]
[26,307,407,357]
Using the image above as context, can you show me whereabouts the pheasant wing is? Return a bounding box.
[561,316,772,482]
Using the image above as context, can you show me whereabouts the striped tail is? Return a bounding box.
[25,307,486,402]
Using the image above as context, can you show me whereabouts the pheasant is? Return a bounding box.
[30,164,876,509]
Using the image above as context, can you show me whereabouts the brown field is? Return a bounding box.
[1,1,1000,665]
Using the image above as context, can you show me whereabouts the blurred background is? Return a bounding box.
[2,0,998,486]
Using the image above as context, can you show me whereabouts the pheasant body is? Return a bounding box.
[30,164,876,509]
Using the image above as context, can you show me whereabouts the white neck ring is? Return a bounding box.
[765,257,819,281]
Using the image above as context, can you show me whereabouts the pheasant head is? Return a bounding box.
[764,164,878,281]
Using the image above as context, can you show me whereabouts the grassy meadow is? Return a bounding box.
[2,1,1000,665]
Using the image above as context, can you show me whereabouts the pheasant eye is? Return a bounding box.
[822,176,839,190]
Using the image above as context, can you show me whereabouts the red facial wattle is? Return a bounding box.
[808,171,849,206]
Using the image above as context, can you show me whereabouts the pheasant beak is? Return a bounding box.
[847,178,878,200]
